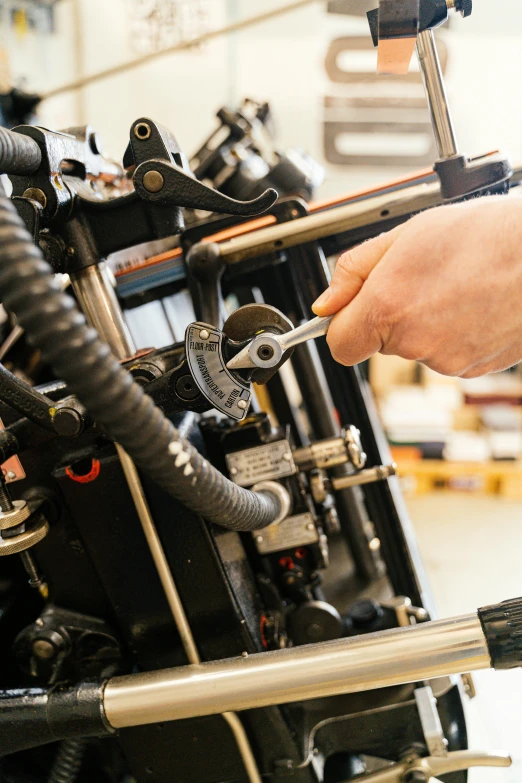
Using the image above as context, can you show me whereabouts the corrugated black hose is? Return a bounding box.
[0,196,282,531]
[0,127,41,175]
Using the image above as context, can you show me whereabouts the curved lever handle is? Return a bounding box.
[343,750,512,783]
[133,159,278,217]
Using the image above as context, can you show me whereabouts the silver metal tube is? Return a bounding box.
[417,30,459,160]
[104,614,490,728]
[71,262,135,358]
[218,181,441,265]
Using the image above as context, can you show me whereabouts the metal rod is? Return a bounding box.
[332,464,397,491]
[217,182,441,265]
[74,263,262,783]
[416,30,459,160]
[104,614,490,728]
[40,0,319,102]
[70,263,135,359]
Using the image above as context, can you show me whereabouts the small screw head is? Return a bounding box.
[255,535,264,544]
[237,400,248,410]
[241,651,249,658]
[230,467,238,476]
[175,375,200,401]
[199,329,210,340]
[257,343,275,362]
[22,188,47,209]
[143,170,164,193]
[32,638,56,660]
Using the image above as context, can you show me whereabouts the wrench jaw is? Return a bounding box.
[222,303,295,384]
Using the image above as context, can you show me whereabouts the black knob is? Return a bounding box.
[478,597,522,670]
[455,0,472,18]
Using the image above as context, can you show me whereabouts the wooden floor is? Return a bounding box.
[407,493,522,783]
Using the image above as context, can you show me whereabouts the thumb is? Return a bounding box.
[312,225,403,316]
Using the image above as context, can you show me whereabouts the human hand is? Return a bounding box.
[313,196,522,378]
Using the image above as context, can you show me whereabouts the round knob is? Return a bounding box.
[455,0,472,17]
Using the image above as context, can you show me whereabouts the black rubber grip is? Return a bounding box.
[0,127,41,175]
[0,681,112,756]
[478,597,522,670]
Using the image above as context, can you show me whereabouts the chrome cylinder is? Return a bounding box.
[70,262,135,359]
[417,29,459,160]
[217,182,441,265]
[104,614,490,729]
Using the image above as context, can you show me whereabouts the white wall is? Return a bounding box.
[2,0,522,196]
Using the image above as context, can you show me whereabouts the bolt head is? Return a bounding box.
[143,170,165,193]
[238,400,248,410]
[175,375,200,401]
[32,638,56,660]
[22,188,47,209]
[199,329,210,340]
[257,344,275,362]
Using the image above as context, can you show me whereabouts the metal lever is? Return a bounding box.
[133,158,278,216]
[341,750,511,783]
[227,315,333,371]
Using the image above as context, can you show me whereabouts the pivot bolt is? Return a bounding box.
[175,375,200,401]
[257,344,275,362]
[22,188,47,209]
[143,170,164,193]
[32,638,56,660]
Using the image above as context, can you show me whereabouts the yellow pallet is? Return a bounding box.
[397,460,522,500]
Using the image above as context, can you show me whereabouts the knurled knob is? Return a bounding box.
[478,598,522,670]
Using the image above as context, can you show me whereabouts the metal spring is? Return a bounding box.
[48,739,87,783]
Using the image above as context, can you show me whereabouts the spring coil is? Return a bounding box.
[48,739,87,783]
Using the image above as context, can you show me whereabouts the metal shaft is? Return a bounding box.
[104,613,490,728]
[70,262,135,359]
[417,30,459,160]
[217,181,441,265]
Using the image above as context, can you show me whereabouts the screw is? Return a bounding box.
[306,522,315,531]
[134,122,152,139]
[0,476,14,512]
[230,467,238,475]
[199,329,210,340]
[255,535,264,544]
[175,375,200,401]
[20,550,49,598]
[143,170,164,193]
[6,471,16,480]
[241,651,249,658]
[238,400,248,410]
[257,344,274,361]
[32,638,56,660]
[22,188,47,209]
[283,452,292,462]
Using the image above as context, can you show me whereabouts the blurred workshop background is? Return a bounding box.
[1,1,522,780]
